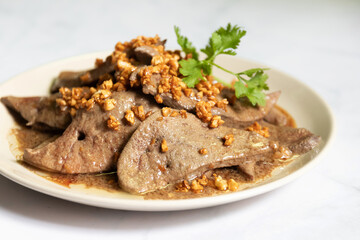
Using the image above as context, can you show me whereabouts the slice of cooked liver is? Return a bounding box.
[117,110,320,194]
[264,107,289,126]
[23,91,160,174]
[141,73,199,111]
[133,46,159,65]
[141,73,280,127]
[50,42,164,93]
[1,94,71,130]
[50,56,116,93]
[219,89,280,128]
[262,121,320,154]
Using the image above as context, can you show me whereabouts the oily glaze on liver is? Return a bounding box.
[10,108,303,200]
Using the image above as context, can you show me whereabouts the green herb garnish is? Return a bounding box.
[174,23,269,106]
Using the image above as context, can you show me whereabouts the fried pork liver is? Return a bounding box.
[23,91,160,173]
[50,43,163,93]
[50,56,116,93]
[140,73,280,127]
[1,94,71,130]
[117,110,320,194]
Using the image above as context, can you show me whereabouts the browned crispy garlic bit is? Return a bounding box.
[223,134,234,146]
[199,148,208,155]
[209,115,224,128]
[100,79,113,90]
[214,174,228,191]
[161,107,172,117]
[196,101,213,123]
[246,121,270,138]
[113,35,163,89]
[103,98,116,111]
[175,174,238,194]
[124,110,135,126]
[176,175,208,193]
[273,146,293,161]
[155,94,163,103]
[194,79,228,128]
[107,115,120,131]
[190,179,204,193]
[198,175,209,186]
[69,107,77,117]
[161,139,168,152]
[57,87,94,112]
[176,180,191,192]
[195,93,226,128]
[195,78,223,98]
[131,105,146,121]
[56,78,119,116]
[227,179,239,191]
[170,110,179,117]
[213,174,239,191]
[179,110,187,118]
[140,53,184,102]
[216,99,229,111]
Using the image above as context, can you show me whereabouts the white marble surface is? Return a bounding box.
[0,0,359,239]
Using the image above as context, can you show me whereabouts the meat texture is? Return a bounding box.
[50,41,165,93]
[264,107,290,126]
[262,121,320,154]
[133,46,159,65]
[1,94,71,130]
[23,91,160,173]
[140,73,280,128]
[219,90,281,128]
[50,56,116,92]
[117,110,320,194]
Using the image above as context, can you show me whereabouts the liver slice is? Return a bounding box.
[23,91,160,173]
[117,110,320,194]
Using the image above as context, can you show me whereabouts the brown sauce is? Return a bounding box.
[10,107,296,200]
[275,105,297,128]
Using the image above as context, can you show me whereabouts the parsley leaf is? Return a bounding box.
[174,26,199,60]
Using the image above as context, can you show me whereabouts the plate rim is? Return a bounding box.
[0,52,336,211]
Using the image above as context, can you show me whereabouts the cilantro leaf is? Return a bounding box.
[234,80,266,106]
[174,24,269,106]
[201,32,222,58]
[234,71,269,106]
[238,68,269,78]
[178,59,204,87]
[201,61,212,75]
[201,23,246,60]
[234,80,247,98]
[215,23,246,52]
[174,26,199,60]
[246,72,269,91]
[247,89,267,107]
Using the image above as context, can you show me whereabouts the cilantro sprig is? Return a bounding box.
[174,26,199,61]
[174,24,269,106]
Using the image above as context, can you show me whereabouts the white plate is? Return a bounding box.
[0,52,335,211]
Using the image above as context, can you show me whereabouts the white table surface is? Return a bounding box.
[0,0,359,239]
